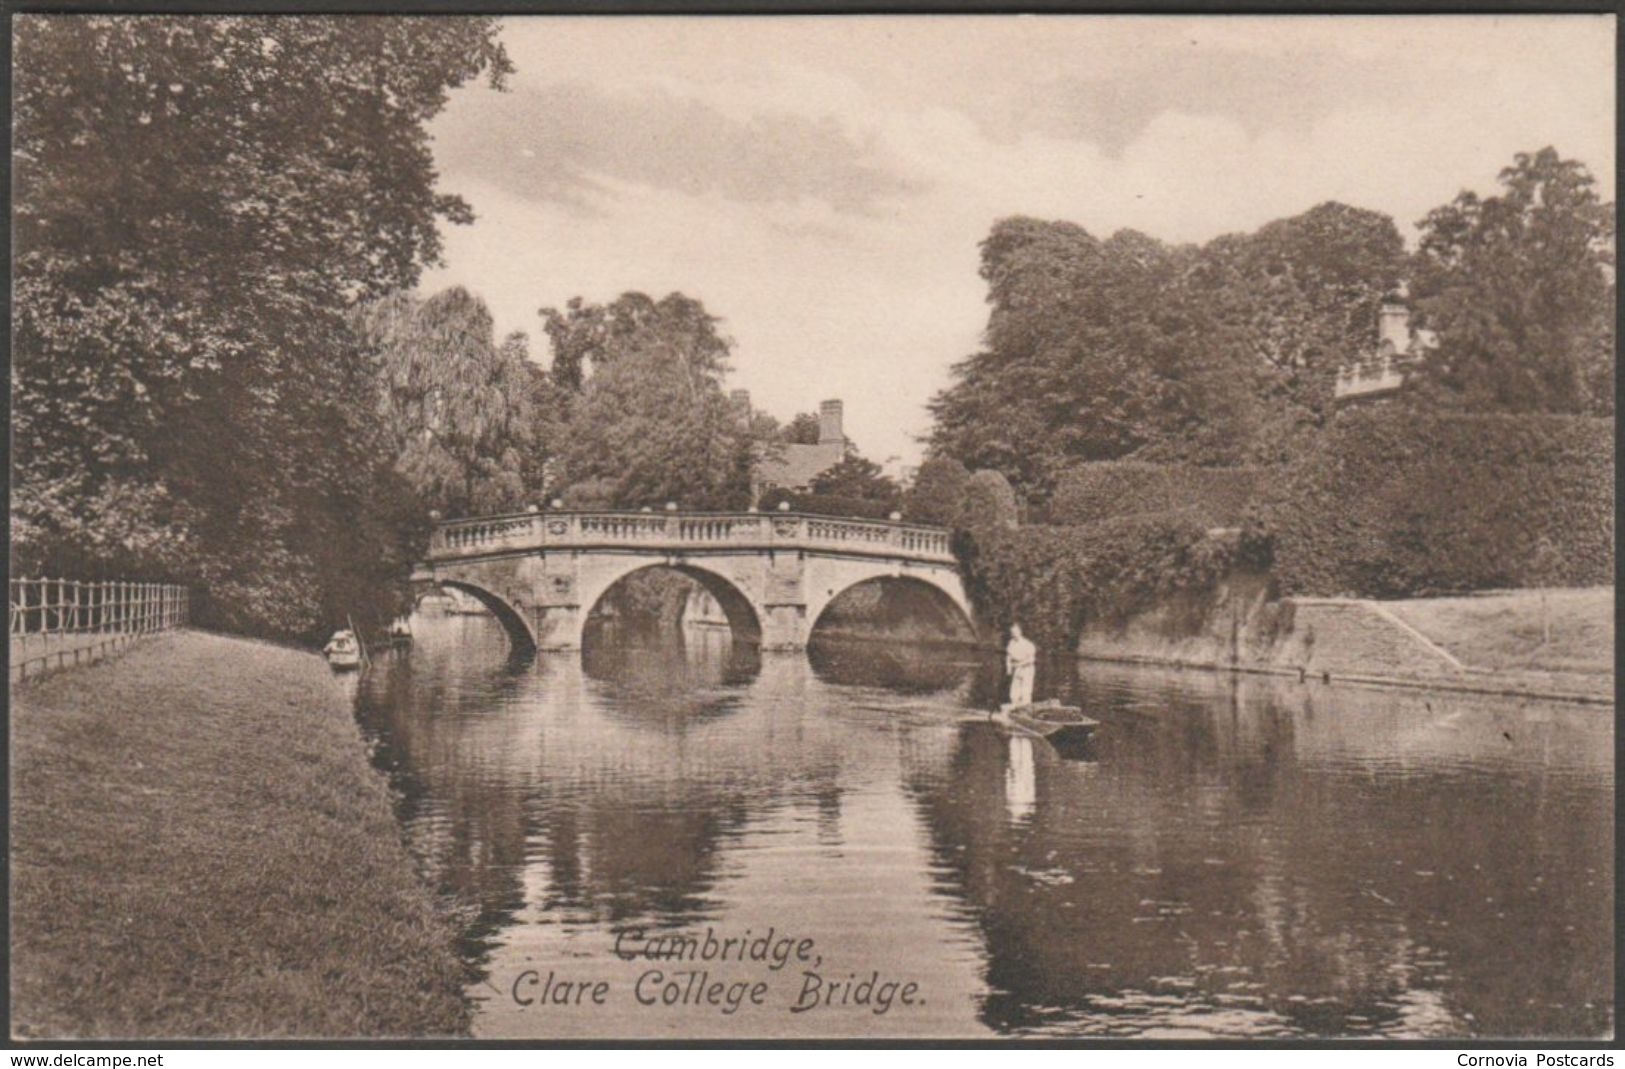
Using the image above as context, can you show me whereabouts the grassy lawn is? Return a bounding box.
[1383,587,1614,676]
[10,631,470,1039]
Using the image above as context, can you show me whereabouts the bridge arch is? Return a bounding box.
[807,572,977,646]
[434,579,538,656]
[421,509,976,653]
[579,561,764,647]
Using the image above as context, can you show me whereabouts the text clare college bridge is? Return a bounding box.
[415,508,975,654]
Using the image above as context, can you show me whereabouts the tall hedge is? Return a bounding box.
[1049,462,1266,526]
[902,457,972,526]
[962,509,1250,651]
[959,469,1020,533]
[1254,409,1613,597]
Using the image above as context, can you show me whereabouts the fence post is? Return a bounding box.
[10,577,190,681]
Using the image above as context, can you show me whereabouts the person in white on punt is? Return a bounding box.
[1005,623,1036,708]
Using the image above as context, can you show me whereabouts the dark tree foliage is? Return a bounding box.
[928,220,1267,499]
[542,291,732,391]
[542,292,766,509]
[902,456,972,526]
[757,489,898,520]
[1193,202,1406,456]
[781,412,824,445]
[11,15,512,640]
[1049,462,1265,527]
[927,204,1406,498]
[809,453,900,508]
[1409,148,1615,416]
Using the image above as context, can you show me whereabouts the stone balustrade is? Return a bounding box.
[429,510,954,564]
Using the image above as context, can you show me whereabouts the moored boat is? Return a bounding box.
[323,629,362,670]
[996,699,1099,746]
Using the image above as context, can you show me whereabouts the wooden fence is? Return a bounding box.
[10,578,189,682]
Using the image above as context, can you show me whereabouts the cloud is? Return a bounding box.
[422,15,1614,467]
[431,80,926,216]
[997,47,1427,156]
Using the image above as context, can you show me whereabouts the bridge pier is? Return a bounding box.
[759,604,809,652]
[532,605,583,651]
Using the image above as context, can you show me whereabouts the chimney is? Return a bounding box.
[1378,301,1411,354]
[818,399,843,445]
[729,388,751,412]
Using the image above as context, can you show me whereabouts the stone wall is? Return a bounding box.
[1076,569,1466,682]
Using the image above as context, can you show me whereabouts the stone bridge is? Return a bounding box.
[414,509,976,653]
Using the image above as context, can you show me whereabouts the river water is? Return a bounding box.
[352,612,1613,1040]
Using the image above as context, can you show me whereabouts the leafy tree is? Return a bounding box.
[542,291,733,391]
[927,205,1407,495]
[928,219,1261,501]
[1193,202,1406,455]
[10,15,511,639]
[809,452,900,507]
[903,456,972,526]
[782,412,824,445]
[544,292,762,509]
[352,287,553,517]
[1410,148,1615,415]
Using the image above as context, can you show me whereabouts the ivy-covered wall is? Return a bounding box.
[960,510,1260,651]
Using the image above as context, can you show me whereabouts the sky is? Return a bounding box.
[420,15,1615,467]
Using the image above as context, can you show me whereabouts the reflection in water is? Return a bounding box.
[1004,736,1037,823]
[582,619,761,728]
[808,635,1000,701]
[354,615,1613,1039]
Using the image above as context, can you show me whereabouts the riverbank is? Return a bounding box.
[1076,585,1613,704]
[11,631,470,1039]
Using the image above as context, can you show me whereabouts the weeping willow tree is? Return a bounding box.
[353,286,557,517]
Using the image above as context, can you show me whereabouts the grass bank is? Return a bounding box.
[1076,582,1613,703]
[1383,587,1613,676]
[11,631,470,1039]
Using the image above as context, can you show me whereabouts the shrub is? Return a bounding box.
[1049,462,1266,525]
[1254,408,1613,597]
